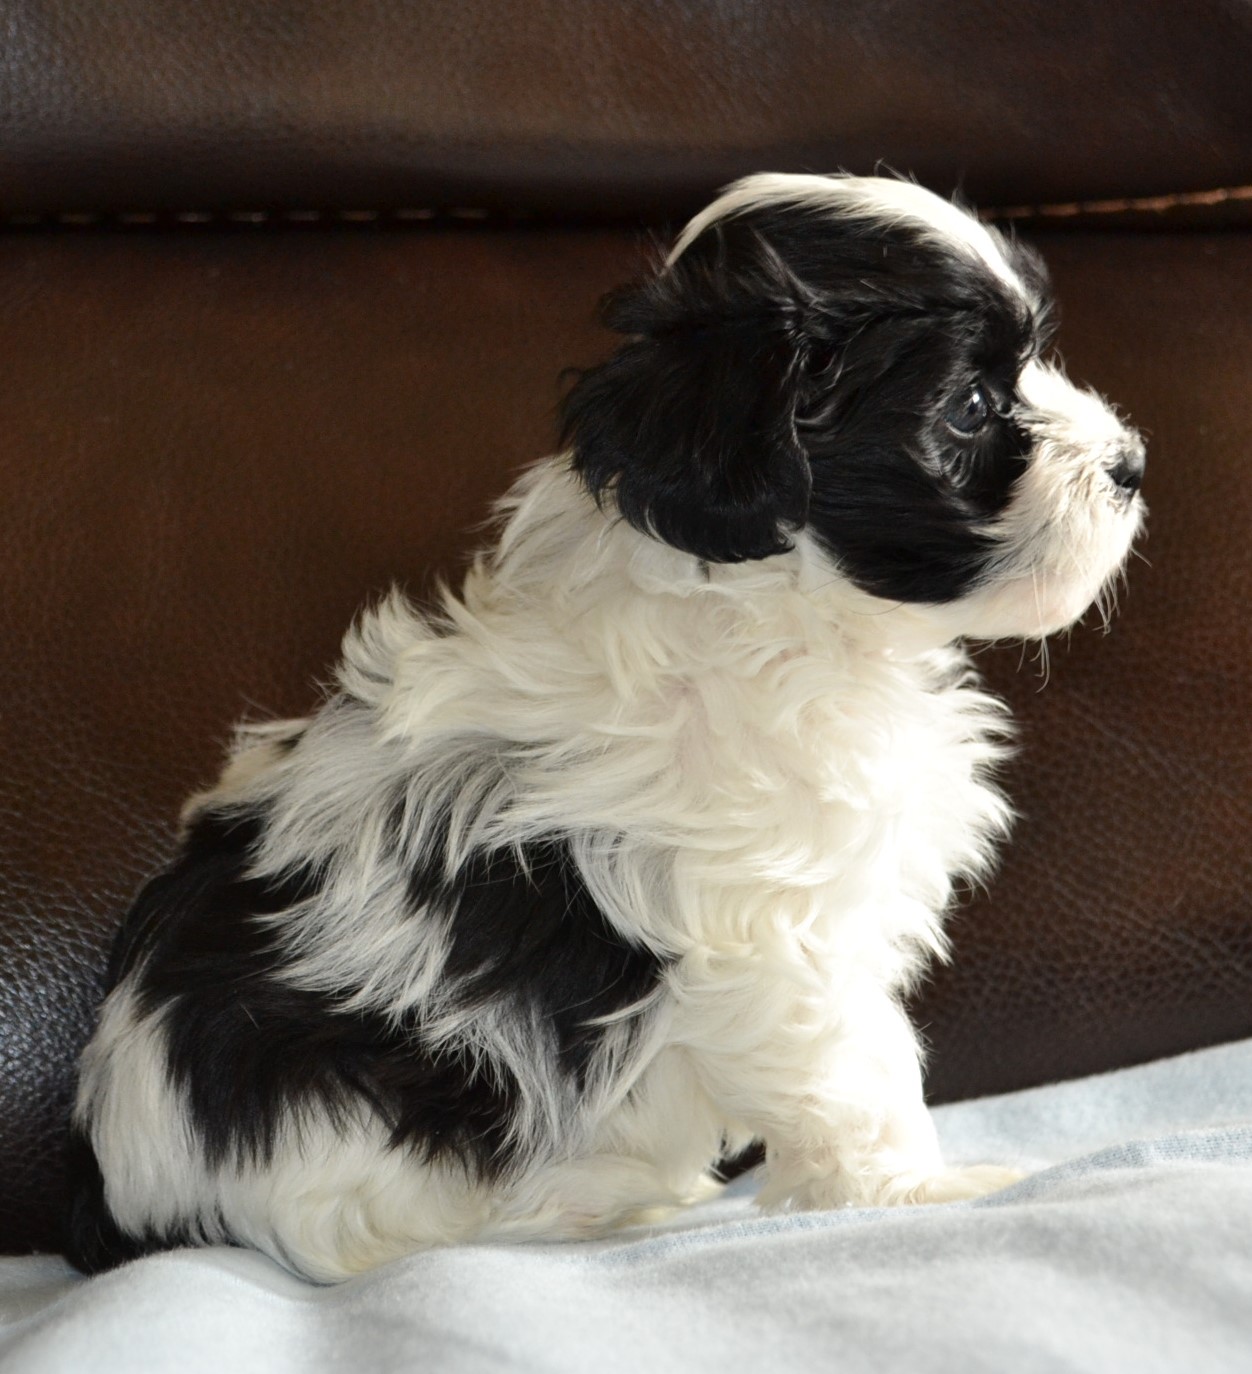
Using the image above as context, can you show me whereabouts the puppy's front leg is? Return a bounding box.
[674,950,1019,1210]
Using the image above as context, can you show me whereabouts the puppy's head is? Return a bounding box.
[562,173,1145,640]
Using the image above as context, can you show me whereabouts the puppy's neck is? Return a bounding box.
[477,458,971,670]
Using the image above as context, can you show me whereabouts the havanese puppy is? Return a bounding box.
[67,173,1145,1282]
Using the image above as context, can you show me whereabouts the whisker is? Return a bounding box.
[1030,568,1052,690]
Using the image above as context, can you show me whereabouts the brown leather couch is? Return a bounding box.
[3,0,1251,1256]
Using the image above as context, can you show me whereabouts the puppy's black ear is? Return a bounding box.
[561,240,813,563]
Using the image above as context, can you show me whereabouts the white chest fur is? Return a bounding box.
[403,464,1015,970]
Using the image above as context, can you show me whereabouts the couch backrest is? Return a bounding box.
[3,0,1252,224]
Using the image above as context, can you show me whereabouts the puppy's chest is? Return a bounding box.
[675,653,1006,891]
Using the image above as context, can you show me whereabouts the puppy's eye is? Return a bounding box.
[944,385,990,436]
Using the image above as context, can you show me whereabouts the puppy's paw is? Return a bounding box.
[763,1161,1023,1213]
[894,1163,1024,1205]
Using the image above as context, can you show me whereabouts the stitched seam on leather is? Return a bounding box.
[0,206,505,228]
[985,183,1252,221]
[5,185,1251,228]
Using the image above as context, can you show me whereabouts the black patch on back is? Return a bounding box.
[69,779,666,1270]
[407,838,664,1087]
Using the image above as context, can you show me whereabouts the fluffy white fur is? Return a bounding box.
[76,174,1144,1282]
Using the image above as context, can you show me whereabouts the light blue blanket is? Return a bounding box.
[3,1039,1250,1373]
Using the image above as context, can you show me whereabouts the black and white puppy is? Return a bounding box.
[68,173,1146,1282]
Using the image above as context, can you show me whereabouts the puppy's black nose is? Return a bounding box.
[1107,442,1146,496]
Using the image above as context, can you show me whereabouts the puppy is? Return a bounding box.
[67,173,1145,1282]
